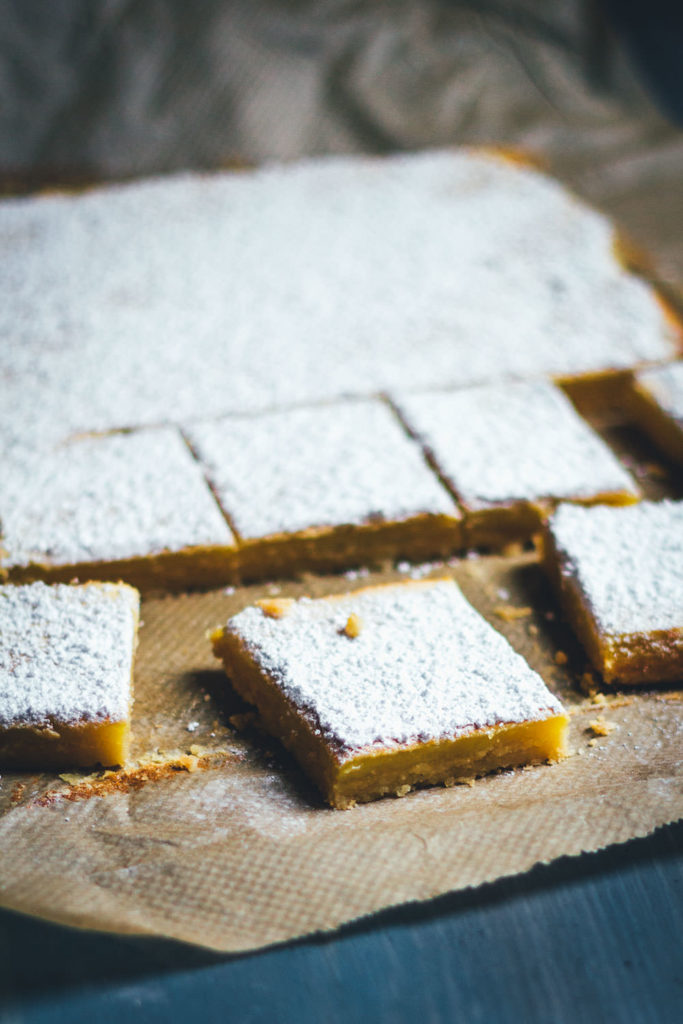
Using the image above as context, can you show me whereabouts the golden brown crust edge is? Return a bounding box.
[626,379,683,468]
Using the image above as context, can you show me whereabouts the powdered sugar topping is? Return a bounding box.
[395,379,638,507]
[0,582,139,727]
[1,427,235,568]
[223,580,563,753]
[636,361,683,427]
[0,151,675,454]
[548,501,683,635]
[186,400,458,539]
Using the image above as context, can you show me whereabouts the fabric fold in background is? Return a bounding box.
[0,0,681,291]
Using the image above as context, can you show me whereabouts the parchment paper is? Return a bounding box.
[0,0,682,953]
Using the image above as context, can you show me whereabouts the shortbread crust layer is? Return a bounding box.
[0,720,131,771]
[5,547,240,594]
[234,516,463,582]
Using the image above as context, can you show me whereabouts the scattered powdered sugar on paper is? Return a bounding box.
[186,400,458,539]
[395,379,638,507]
[224,580,563,754]
[0,582,139,727]
[548,501,683,635]
[406,561,445,579]
[0,150,675,452]
[181,771,313,837]
[0,427,235,568]
[636,361,683,427]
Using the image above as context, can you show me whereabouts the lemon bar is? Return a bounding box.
[186,401,463,580]
[544,501,683,685]
[1,427,238,591]
[628,361,683,466]
[211,579,568,808]
[0,581,139,768]
[395,379,639,547]
[1,150,677,450]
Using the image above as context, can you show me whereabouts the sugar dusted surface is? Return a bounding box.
[1,427,234,569]
[0,150,676,453]
[636,362,683,427]
[395,379,638,507]
[186,400,458,539]
[0,582,139,728]
[549,501,683,635]
[223,580,563,753]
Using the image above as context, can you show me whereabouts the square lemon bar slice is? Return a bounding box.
[395,379,639,547]
[544,501,683,685]
[0,581,139,768]
[187,400,463,580]
[628,361,683,467]
[212,579,568,808]
[1,427,237,591]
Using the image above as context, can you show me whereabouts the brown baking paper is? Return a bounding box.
[1,1,683,954]
[0,415,682,953]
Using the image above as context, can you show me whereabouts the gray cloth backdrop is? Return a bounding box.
[1,0,681,287]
